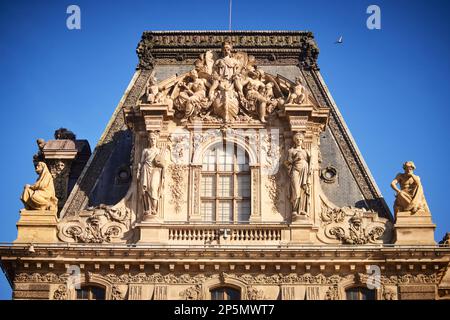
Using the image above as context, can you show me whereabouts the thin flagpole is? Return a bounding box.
[229,0,232,31]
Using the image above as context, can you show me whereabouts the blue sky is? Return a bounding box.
[0,0,449,299]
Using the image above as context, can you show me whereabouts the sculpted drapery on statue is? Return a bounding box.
[285,133,311,217]
[390,161,430,216]
[213,41,240,80]
[137,132,165,217]
[21,161,58,210]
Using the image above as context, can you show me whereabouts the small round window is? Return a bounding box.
[321,166,337,183]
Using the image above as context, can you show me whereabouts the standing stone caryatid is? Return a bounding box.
[285,132,311,218]
[390,161,430,215]
[137,132,165,218]
[21,161,58,210]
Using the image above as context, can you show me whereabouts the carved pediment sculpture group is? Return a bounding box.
[141,41,313,123]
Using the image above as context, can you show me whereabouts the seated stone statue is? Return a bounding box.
[21,161,58,210]
[390,161,430,215]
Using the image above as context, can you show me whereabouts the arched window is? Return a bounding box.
[201,143,251,223]
[345,287,376,300]
[210,287,241,300]
[76,285,106,300]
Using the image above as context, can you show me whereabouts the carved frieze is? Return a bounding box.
[15,273,68,283]
[136,31,319,67]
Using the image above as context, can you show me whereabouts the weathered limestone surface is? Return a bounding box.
[15,210,58,243]
[2,31,449,301]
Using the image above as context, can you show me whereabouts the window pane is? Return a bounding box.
[346,289,359,300]
[218,175,233,197]
[237,175,251,197]
[91,287,105,300]
[346,288,376,300]
[225,288,241,300]
[211,290,224,300]
[201,201,215,222]
[201,175,215,197]
[218,201,232,222]
[202,148,216,171]
[236,147,249,172]
[361,289,376,300]
[218,146,233,171]
[201,144,251,223]
[211,287,241,300]
[237,200,250,222]
[76,288,89,300]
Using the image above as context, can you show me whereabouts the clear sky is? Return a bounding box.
[0,0,449,299]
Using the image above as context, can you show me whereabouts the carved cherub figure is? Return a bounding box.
[143,76,174,110]
[286,77,308,105]
[145,76,161,103]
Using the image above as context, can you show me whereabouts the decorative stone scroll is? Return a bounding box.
[57,204,130,243]
[318,200,392,245]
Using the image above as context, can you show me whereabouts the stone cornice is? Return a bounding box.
[1,244,449,261]
[2,245,448,286]
[136,30,319,69]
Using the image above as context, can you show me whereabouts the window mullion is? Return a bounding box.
[215,146,219,224]
[233,145,237,223]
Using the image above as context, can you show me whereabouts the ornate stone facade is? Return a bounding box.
[1,31,449,300]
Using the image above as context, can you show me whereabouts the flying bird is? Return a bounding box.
[335,35,343,44]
